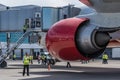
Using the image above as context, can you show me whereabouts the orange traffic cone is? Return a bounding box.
[48,64,51,71]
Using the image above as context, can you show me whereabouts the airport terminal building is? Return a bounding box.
[0,4,80,59]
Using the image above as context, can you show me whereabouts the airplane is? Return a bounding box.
[45,0,120,61]
[0,0,120,68]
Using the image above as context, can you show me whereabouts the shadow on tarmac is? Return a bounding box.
[18,70,120,80]
[6,64,120,80]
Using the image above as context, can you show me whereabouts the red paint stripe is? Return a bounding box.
[80,0,92,6]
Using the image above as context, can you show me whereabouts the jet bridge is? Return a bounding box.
[0,4,80,32]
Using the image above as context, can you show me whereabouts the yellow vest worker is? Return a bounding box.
[23,56,30,65]
[23,53,30,76]
[102,53,108,64]
[13,54,16,60]
[23,24,28,33]
[29,55,33,64]
[102,54,108,60]
[30,56,33,60]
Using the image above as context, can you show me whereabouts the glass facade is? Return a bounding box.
[0,32,6,42]
[0,32,28,43]
[42,7,58,31]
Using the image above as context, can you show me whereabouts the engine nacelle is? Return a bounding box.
[46,18,110,61]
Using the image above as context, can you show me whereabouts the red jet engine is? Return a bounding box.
[46,18,110,61]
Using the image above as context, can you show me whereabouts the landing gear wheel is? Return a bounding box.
[0,61,7,68]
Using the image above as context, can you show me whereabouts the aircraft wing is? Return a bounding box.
[80,0,120,13]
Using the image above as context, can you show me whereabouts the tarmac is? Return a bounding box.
[1,59,120,80]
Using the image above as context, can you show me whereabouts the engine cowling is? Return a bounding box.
[46,18,110,61]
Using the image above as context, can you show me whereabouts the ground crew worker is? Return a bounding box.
[23,24,28,33]
[37,54,41,64]
[41,55,46,65]
[102,53,108,64]
[29,54,33,64]
[13,54,16,60]
[38,36,41,45]
[23,53,30,76]
[66,62,71,68]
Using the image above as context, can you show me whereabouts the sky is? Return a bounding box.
[0,0,86,7]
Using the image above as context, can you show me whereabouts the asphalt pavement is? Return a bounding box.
[0,59,120,80]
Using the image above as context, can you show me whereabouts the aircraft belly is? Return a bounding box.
[81,0,120,13]
[77,13,120,28]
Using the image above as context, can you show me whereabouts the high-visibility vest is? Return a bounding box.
[13,54,16,58]
[23,25,27,30]
[23,56,30,65]
[105,54,108,59]
[102,55,105,59]
[41,55,46,60]
[30,56,33,60]
[102,54,108,59]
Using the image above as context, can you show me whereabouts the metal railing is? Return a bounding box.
[0,29,41,64]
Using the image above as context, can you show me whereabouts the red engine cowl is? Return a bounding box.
[46,18,110,61]
[46,18,89,61]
